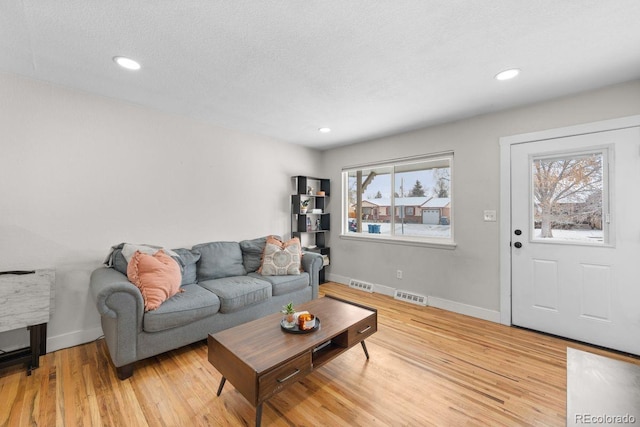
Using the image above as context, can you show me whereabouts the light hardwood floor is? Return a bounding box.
[2,282,639,426]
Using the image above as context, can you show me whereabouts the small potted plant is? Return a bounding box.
[281,302,296,328]
[300,199,311,214]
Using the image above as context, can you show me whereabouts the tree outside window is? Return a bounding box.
[532,151,605,243]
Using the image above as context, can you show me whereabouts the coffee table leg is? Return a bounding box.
[361,341,370,360]
[216,377,226,396]
[256,403,263,427]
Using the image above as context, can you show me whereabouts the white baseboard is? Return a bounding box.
[47,326,103,353]
[326,273,349,285]
[326,273,395,297]
[325,274,500,323]
[0,326,104,354]
[372,284,395,297]
[427,296,501,323]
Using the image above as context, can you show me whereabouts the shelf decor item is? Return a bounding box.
[297,312,316,330]
[280,316,320,334]
[281,302,296,329]
[300,199,311,214]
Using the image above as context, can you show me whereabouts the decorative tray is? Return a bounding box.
[281,317,321,334]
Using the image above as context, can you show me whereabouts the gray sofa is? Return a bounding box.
[90,236,322,380]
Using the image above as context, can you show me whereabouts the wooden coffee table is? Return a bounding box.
[208,295,377,426]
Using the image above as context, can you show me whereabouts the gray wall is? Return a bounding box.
[0,72,321,352]
[321,79,640,319]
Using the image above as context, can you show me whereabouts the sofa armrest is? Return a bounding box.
[90,267,144,320]
[302,251,323,299]
[90,267,145,369]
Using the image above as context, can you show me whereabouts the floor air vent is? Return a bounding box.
[349,279,374,293]
[394,290,427,306]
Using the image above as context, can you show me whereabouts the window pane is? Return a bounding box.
[394,162,451,238]
[347,167,392,235]
[343,155,453,242]
[532,152,605,243]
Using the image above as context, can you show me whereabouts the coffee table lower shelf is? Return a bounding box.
[208,296,377,427]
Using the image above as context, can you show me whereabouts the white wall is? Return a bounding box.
[0,72,320,352]
[2,74,638,354]
[321,79,640,321]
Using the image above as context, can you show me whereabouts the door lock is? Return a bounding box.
[514,242,523,248]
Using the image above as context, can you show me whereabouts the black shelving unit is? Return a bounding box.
[291,176,330,283]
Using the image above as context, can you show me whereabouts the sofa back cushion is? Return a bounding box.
[109,244,200,286]
[239,235,280,273]
[171,248,201,285]
[111,247,129,275]
[193,241,247,280]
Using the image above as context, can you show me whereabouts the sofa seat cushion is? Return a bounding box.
[193,241,247,280]
[248,272,309,296]
[143,284,221,332]
[199,276,272,314]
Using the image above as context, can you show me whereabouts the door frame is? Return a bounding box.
[498,115,640,326]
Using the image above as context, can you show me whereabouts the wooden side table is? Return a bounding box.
[0,269,55,374]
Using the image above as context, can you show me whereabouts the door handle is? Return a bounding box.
[514,242,522,248]
[514,229,522,235]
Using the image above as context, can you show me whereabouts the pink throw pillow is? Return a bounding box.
[127,250,182,311]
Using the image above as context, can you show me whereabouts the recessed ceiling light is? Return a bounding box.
[495,68,520,81]
[113,56,141,71]
[318,127,331,133]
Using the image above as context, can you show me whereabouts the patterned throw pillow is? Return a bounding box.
[127,250,183,311]
[259,236,302,276]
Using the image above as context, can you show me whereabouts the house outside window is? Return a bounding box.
[342,153,453,244]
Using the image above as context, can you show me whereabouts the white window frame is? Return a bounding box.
[341,152,456,249]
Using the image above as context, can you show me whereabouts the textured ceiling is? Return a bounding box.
[2,1,640,149]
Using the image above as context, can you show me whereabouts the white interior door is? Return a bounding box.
[511,126,640,355]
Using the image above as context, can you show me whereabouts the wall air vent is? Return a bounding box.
[348,279,374,293]
[394,290,427,306]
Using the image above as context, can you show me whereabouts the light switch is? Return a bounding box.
[483,210,497,222]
